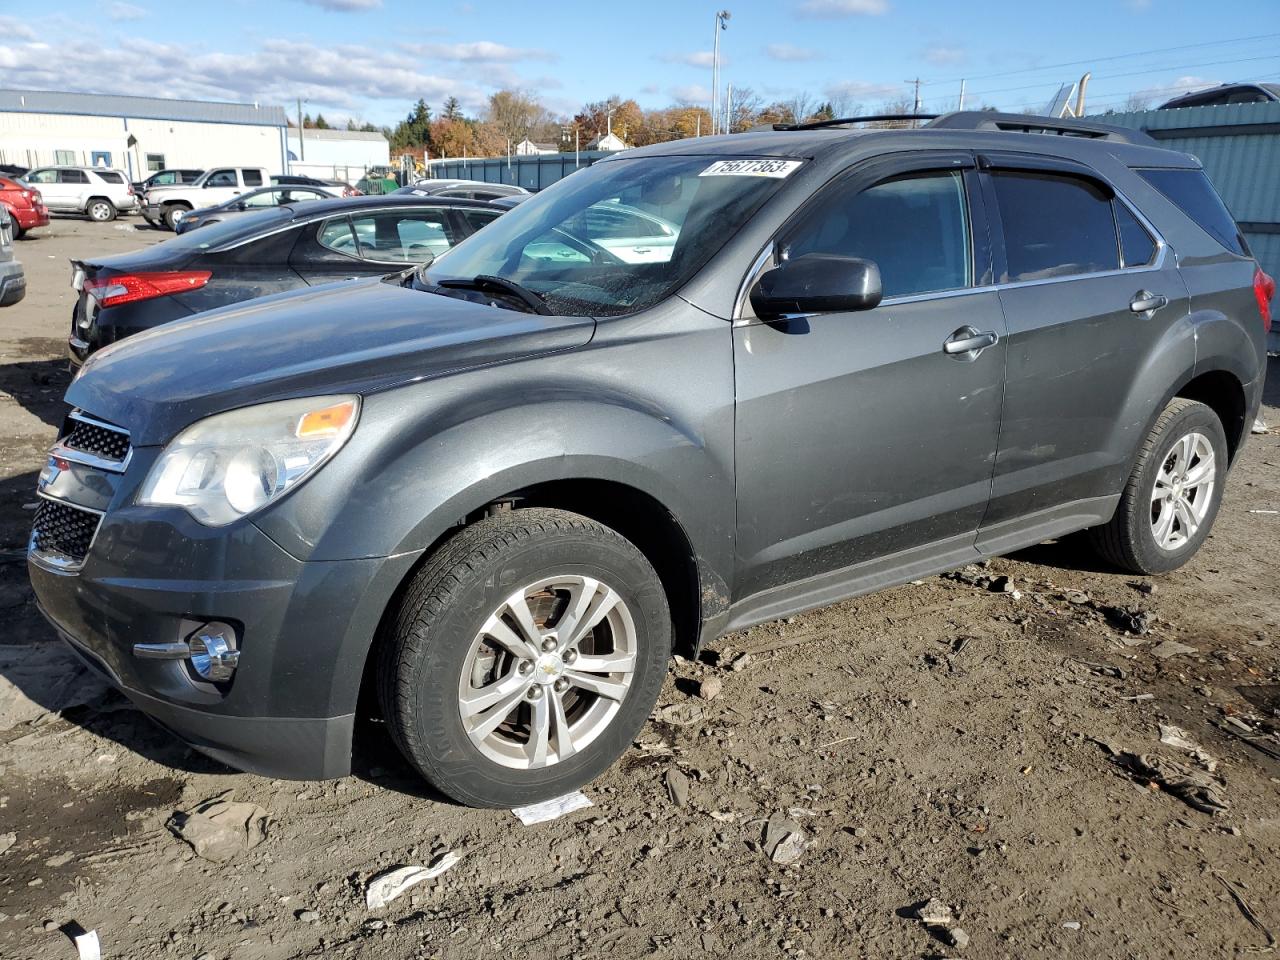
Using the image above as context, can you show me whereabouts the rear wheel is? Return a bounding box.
[1090,398,1227,574]
[86,198,116,222]
[378,508,671,808]
[11,224,24,240]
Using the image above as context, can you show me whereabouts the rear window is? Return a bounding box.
[991,172,1119,282]
[1136,168,1248,256]
[243,170,264,187]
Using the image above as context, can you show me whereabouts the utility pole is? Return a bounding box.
[724,83,733,135]
[711,10,731,136]
[296,98,306,162]
[905,78,921,127]
[958,79,966,111]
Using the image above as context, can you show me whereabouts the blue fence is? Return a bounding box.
[424,151,616,192]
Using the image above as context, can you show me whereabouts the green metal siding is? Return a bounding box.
[425,151,616,192]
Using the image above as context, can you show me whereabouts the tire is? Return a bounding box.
[378,508,672,808]
[12,224,24,240]
[86,198,116,222]
[163,205,189,231]
[1090,398,1228,574]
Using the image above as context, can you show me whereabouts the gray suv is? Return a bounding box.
[29,113,1273,807]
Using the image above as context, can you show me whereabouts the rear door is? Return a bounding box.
[291,207,470,283]
[733,153,1008,599]
[976,155,1191,548]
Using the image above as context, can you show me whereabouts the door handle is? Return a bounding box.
[1130,290,1168,315]
[943,326,999,356]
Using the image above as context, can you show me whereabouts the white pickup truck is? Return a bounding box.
[142,166,271,231]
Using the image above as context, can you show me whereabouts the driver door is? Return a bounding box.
[733,154,1008,601]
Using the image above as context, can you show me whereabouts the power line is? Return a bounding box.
[920,31,1280,87]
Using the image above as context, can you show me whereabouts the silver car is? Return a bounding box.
[0,205,26,307]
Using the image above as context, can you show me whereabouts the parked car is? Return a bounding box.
[403,178,529,201]
[30,112,1270,807]
[21,166,137,222]
[175,184,344,234]
[133,169,204,200]
[0,175,50,238]
[142,167,271,231]
[0,206,25,306]
[1159,82,1280,109]
[0,163,29,179]
[67,195,505,365]
[273,174,361,198]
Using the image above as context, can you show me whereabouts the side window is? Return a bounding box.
[348,210,458,262]
[242,169,264,187]
[991,172,1118,282]
[1115,203,1156,268]
[784,170,972,299]
[26,169,56,184]
[206,169,237,188]
[458,209,502,233]
[242,190,281,208]
[59,169,90,184]
[1137,168,1247,256]
[318,217,358,254]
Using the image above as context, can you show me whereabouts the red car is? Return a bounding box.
[0,176,50,238]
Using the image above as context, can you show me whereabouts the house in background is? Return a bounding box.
[0,89,288,176]
[514,138,558,156]
[286,127,390,182]
[585,131,628,152]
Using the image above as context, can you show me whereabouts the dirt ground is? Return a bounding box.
[1,217,1278,960]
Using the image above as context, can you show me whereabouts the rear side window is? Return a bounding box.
[458,209,502,233]
[1136,168,1248,256]
[992,172,1118,281]
[95,170,125,184]
[243,170,264,187]
[1115,203,1156,268]
[784,170,973,298]
[59,169,90,184]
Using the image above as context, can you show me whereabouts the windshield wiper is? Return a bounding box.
[437,274,552,316]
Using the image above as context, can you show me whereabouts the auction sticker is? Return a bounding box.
[699,159,803,178]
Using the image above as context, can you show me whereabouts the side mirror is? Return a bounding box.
[749,254,882,319]
[235,201,247,211]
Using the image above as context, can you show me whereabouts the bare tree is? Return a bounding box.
[484,89,549,147]
[783,92,819,126]
[1123,92,1154,113]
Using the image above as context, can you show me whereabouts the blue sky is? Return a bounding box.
[1,0,1278,125]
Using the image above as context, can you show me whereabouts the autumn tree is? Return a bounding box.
[485,89,549,147]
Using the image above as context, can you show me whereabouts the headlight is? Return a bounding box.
[137,396,359,526]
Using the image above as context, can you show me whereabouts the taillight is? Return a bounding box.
[1255,267,1275,333]
[85,271,212,308]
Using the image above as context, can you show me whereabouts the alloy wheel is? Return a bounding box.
[1150,431,1215,551]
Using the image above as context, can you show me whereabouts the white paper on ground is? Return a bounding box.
[74,930,102,960]
[365,851,463,910]
[511,791,593,825]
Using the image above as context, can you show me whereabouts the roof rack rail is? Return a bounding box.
[772,113,939,131]
[924,111,1157,146]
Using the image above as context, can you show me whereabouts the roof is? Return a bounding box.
[0,89,287,127]
[286,128,388,143]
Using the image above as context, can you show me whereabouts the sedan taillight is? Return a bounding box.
[85,271,212,308]
[1255,267,1275,333]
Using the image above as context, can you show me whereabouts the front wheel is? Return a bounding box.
[86,198,116,222]
[163,205,189,231]
[1090,398,1228,574]
[378,508,671,808]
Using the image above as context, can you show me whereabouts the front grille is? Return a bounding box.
[30,498,101,566]
[63,415,131,463]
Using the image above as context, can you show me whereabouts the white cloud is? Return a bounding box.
[108,2,147,21]
[670,84,712,105]
[0,16,37,40]
[403,41,556,63]
[298,0,383,10]
[797,0,889,17]
[765,43,822,62]
[923,45,965,66]
[659,50,718,68]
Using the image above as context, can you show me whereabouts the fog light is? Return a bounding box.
[189,624,240,682]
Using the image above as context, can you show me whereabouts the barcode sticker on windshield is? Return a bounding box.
[699,159,803,179]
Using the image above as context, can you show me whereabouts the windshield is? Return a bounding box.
[418,155,799,316]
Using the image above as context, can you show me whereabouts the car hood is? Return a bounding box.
[68,278,596,446]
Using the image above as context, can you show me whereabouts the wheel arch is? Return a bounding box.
[1175,368,1247,463]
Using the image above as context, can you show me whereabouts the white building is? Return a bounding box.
[0,89,288,178]
[286,128,390,181]
[585,131,628,152]
[514,138,558,156]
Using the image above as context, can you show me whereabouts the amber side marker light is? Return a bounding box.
[296,400,357,439]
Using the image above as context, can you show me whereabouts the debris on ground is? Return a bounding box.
[365,852,463,910]
[909,898,954,926]
[511,791,593,825]
[1114,752,1228,815]
[0,833,14,856]
[696,676,723,701]
[762,815,809,864]
[1101,605,1152,635]
[665,767,690,808]
[1150,640,1197,660]
[1158,724,1217,769]
[72,928,101,960]
[1253,417,1270,435]
[165,796,268,863]
[654,702,704,726]
[728,652,752,672]
[943,926,971,949]
[1214,871,1277,947]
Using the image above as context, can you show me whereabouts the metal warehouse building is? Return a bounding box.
[286,128,390,182]
[0,90,288,178]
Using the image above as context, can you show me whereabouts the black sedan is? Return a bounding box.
[68,195,505,367]
[174,184,339,234]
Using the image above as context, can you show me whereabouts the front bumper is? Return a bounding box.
[0,260,24,307]
[28,494,419,780]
